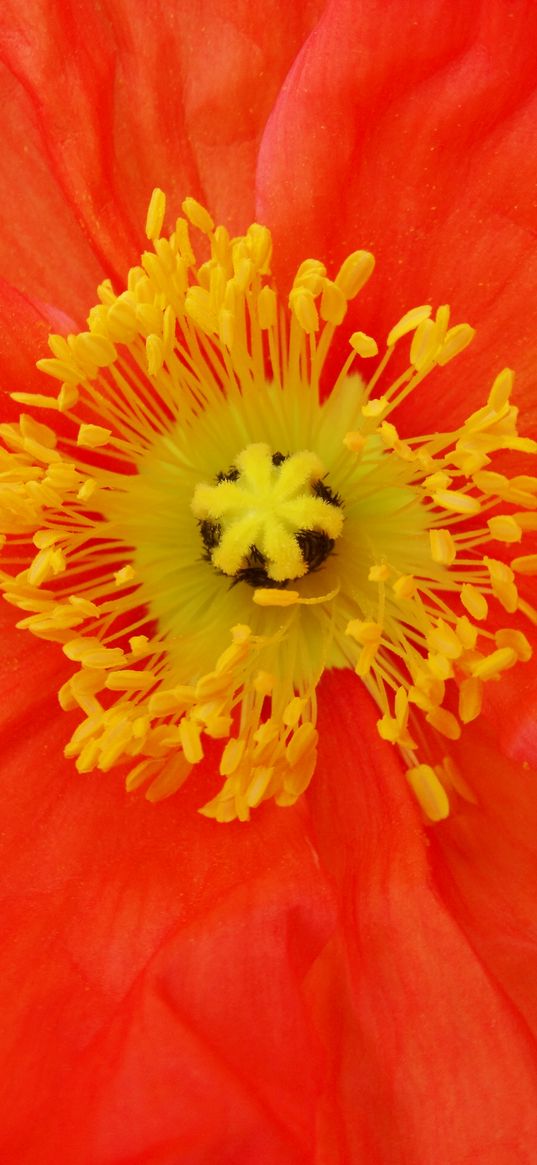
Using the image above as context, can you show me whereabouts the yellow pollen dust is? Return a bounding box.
[1,188,536,823]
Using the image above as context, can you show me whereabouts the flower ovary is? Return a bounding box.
[191,442,344,587]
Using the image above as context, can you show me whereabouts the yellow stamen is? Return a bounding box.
[1,188,534,822]
[406,764,450,822]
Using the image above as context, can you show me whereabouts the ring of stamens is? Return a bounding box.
[0,187,535,824]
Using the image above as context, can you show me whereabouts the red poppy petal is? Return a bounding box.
[432,720,537,1037]
[0,278,77,422]
[257,0,537,429]
[480,662,537,768]
[0,603,334,1162]
[0,0,324,313]
[0,57,105,319]
[307,670,537,1163]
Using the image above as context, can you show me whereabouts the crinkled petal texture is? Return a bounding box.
[0,596,335,1164]
[311,674,537,1165]
[2,1,537,1162]
[257,0,537,769]
[3,633,537,1164]
[257,0,537,433]
[0,0,324,316]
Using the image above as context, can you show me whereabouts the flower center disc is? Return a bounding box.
[1,186,535,824]
[192,443,343,587]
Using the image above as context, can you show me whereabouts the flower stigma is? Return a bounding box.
[1,188,536,822]
[192,444,343,586]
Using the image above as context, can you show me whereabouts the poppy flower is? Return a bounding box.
[2,2,537,1163]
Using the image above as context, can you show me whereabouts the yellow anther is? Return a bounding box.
[426,706,461,740]
[427,653,453,681]
[286,721,317,767]
[429,528,456,565]
[129,635,149,656]
[471,647,517,681]
[136,302,163,335]
[63,638,125,668]
[20,415,57,448]
[473,470,509,495]
[368,563,391,582]
[289,287,319,334]
[246,223,272,272]
[362,396,388,418]
[346,620,382,645]
[437,323,475,365]
[58,384,79,411]
[105,669,156,691]
[148,690,184,716]
[283,696,307,728]
[257,285,277,329]
[355,642,380,677]
[220,737,246,777]
[320,280,347,325]
[459,676,484,724]
[77,478,97,502]
[195,669,230,700]
[112,566,133,587]
[334,250,375,299]
[350,331,379,357]
[179,718,204,764]
[487,515,522,543]
[387,305,432,348]
[253,589,300,607]
[460,583,488,620]
[511,554,537,575]
[74,332,116,369]
[246,767,274,808]
[393,574,417,600]
[485,557,518,611]
[174,217,196,266]
[106,294,138,342]
[343,431,366,454]
[456,615,477,650]
[77,424,111,448]
[425,471,451,491]
[495,629,532,661]
[513,512,537,531]
[33,528,60,549]
[36,357,82,386]
[182,197,214,235]
[488,367,514,412]
[184,286,218,335]
[406,764,450,822]
[11,393,59,410]
[410,317,440,370]
[293,259,326,294]
[27,546,66,586]
[145,188,167,240]
[428,619,463,660]
[432,490,481,515]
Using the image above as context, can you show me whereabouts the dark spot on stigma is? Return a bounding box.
[312,479,343,507]
[229,544,285,589]
[215,466,240,483]
[295,529,335,572]
[199,519,222,556]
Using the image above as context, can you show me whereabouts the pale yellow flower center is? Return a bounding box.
[0,188,535,822]
[192,443,343,585]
